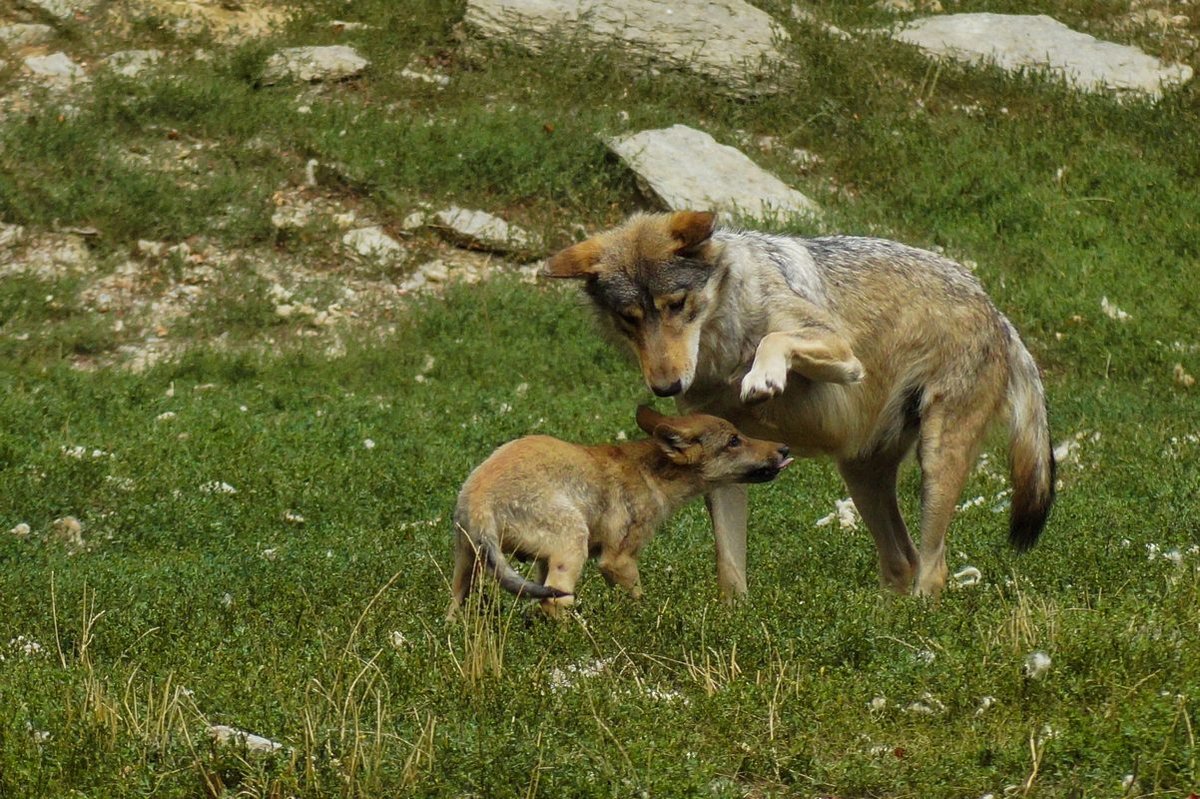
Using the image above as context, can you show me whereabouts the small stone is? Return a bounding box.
[342,226,404,261]
[429,206,538,253]
[23,52,87,83]
[102,49,162,78]
[9,523,31,538]
[261,45,368,84]
[0,24,55,48]
[21,0,100,21]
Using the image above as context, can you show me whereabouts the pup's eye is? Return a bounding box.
[667,298,687,314]
[727,434,742,449]
[617,311,640,326]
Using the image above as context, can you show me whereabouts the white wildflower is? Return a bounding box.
[1023,651,1052,679]
[155,412,176,422]
[261,548,278,561]
[1100,296,1131,322]
[389,631,409,650]
[9,522,31,538]
[200,481,237,495]
[975,696,996,716]
[816,498,858,530]
[283,511,305,524]
[363,438,376,450]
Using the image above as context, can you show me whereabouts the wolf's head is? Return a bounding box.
[544,211,721,397]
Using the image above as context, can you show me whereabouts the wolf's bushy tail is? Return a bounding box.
[1005,326,1056,551]
[456,511,569,601]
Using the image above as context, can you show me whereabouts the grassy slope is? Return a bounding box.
[1,0,1198,796]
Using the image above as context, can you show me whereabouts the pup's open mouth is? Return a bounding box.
[741,457,793,483]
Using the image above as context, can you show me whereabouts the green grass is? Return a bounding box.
[1,0,1199,796]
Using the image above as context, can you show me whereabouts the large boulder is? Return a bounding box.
[891,13,1192,99]
[464,0,791,96]
[606,124,820,223]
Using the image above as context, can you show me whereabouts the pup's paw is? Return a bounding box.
[741,361,788,404]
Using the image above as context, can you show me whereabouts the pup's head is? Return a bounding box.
[634,405,792,485]
[544,211,720,397]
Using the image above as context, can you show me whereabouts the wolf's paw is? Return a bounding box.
[740,363,788,404]
[841,357,866,384]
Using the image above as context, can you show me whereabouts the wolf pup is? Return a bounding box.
[544,211,1055,598]
[447,405,791,618]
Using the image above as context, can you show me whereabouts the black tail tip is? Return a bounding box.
[1010,450,1057,552]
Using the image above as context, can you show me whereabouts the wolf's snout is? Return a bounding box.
[778,445,790,460]
[651,380,683,397]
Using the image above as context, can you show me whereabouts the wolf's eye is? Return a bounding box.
[727,434,742,449]
[667,298,687,314]
[617,311,639,326]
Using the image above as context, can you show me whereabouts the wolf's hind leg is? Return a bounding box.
[914,402,992,597]
[838,450,918,593]
[705,484,749,599]
[741,330,863,404]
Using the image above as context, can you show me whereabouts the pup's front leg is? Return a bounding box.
[740,330,864,404]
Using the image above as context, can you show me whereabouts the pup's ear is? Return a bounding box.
[649,419,700,465]
[668,211,717,254]
[635,404,668,436]
[542,239,604,279]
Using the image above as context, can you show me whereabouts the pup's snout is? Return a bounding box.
[651,380,683,397]
[778,445,790,459]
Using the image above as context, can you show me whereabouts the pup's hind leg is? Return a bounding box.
[741,329,864,404]
[838,451,919,593]
[914,401,993,597]
[538,526,588,617]
[598,549,644,599]
[446,531,478,620]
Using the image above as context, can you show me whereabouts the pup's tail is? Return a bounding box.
[1004,324,1056,551]
[456,514,570,601]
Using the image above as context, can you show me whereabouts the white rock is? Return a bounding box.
[891,14,1193,99]
[102,49,162,78]
[952,566,982,588]
[342,226,404,261]
[262,45,368,84]
[21,0,99,20]
[607,125,820,222]
[0,24,55,48]
[430,206,537,253]
[464,0,791,96]
[9,523,31,538]
[400,68,450,87]
[23,52,87,83]
[209,725,284,753]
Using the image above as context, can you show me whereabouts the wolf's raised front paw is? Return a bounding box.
[740,362,787,404]
[843,357,866,384]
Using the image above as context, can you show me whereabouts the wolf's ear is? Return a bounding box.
[668,211,717,254]
[543,239,604,279]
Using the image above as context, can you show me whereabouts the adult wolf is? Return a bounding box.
[544,211,1054,598]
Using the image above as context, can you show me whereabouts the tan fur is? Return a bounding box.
[447,406,791,618]
[545,211,1056,598]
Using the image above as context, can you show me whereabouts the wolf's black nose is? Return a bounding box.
[652,380,682,397]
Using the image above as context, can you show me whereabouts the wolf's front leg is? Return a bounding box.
[740,330,864,404]
[705,484,749,599]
